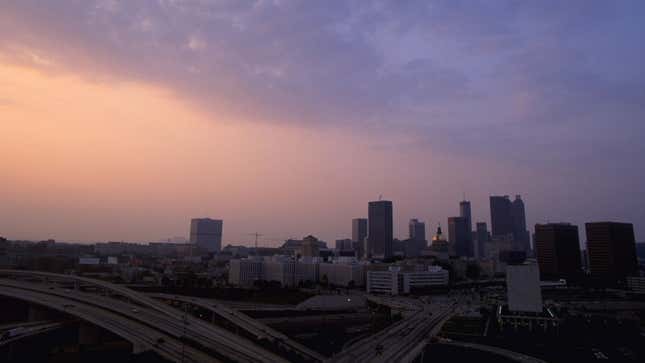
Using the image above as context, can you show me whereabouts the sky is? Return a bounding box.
[1,0,644,246]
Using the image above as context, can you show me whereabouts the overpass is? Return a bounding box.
[149,293,326,362]
[0,270,290,363]
[0,321,66,346]
[328,296,454,363]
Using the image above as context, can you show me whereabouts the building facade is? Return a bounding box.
[490,196,513,238]
[449,216,473,257]
[585,222,638,284]
[367,200,393,259]
[190,218,223,253]
[534,223,582,280]
[408,219,426,242]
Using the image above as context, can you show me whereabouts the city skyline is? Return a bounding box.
[2,1,644,244]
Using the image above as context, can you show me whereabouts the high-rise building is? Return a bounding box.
[367,200,393,259]
[490,196,513,238]
[475,222,489,259]
[448,216,472,257]
[459,200,473,237]
[189,218,223,253]
[352,218,367,258]
[408,219,426,242]
[335,239,353,251]
[585,222,638,284]
[511,195,530,253]
[534,223,582,280]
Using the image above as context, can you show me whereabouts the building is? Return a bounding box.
[352,218,367,258]
[366,265,449,295]
[534,223,582,280]
[511,195,530,253]
[408,219,426,242]
[585,222,638,284]
[335,239,353,251]
[490,196,513,238]
[506,263,543,313]
[367,200,393,259]
[190,218,223,253]
[228,258,263,286]
[300,235,321,258]
[475,222,489,259]
[626,277,645,294]
[459,200,473,240]
[448,216,473,257]
[319,262,365,287]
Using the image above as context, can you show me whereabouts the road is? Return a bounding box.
[0,271,289,363]
[328,296,454,363]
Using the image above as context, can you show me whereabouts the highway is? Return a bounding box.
[328,296,454,363]
[0,285,215,362]
[0,321,66,346]
[0,271,289,363]
[149,293,326,362]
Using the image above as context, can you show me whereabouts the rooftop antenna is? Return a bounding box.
[379,194,382,201]
[463,192,466,201]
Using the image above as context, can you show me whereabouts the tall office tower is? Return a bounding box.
[190,218,223,253]
[367,200,393,259]
[490,195,513,238]
[459,200,473,237]
[352,218,368,258]
[511,195,530,252]
[448,216,473,257]
[475,222,489,259]
[335,239,353,251]
[534,223,582,280]
[408,219,426,242]
[585,222,638,284]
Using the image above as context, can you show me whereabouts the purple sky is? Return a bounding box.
[1,1,644,245]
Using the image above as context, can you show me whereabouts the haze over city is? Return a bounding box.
[2,1,644,245]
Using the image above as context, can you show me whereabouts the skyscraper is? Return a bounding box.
[475,222,489,259]
[367,200,393,259]
[352,218,367,258]
[190,218,223,253]
[490,195,513,238]
[459,200,473,237]
[534,223,582,280]
[585,222,638,284]
[408,219,426,242]
[448,216,472,257]
[511,195,530,253]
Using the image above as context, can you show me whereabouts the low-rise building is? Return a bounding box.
[319,262,365,287]
[366,265,449,295]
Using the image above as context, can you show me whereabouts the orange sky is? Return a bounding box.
[2,62,490,244]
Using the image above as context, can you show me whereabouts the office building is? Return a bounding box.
[585,222,638,283]
[300,235,321,258]
[189,218,223,253]
[448,216,473,257]
[408,219,426,242]
[534,223,582,280]
[366,265,449,295]
[367,200,393,259]
[490,196,513,238]
[475,222,489,259]
[352,218,368,258]
[335,239,353,251]
[506,263,543,313]
[459,200,473,239]
[511,195,531,253]
[228,258,263,286]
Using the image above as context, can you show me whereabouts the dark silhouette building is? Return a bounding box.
[367,200,393,259]
[352,218,367,258]
[490,196,513,238]
[511,195,530,253]
[534,223,582,280]
[585,222,637,284]
[475,222,489,259]
[459,200,473,249]
[408,219,426,242]
[449,216,472,257]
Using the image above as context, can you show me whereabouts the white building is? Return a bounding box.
[228,258,263,286]
[366,265,448,295]
[506,262,543,313]
[319,262,365,287]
